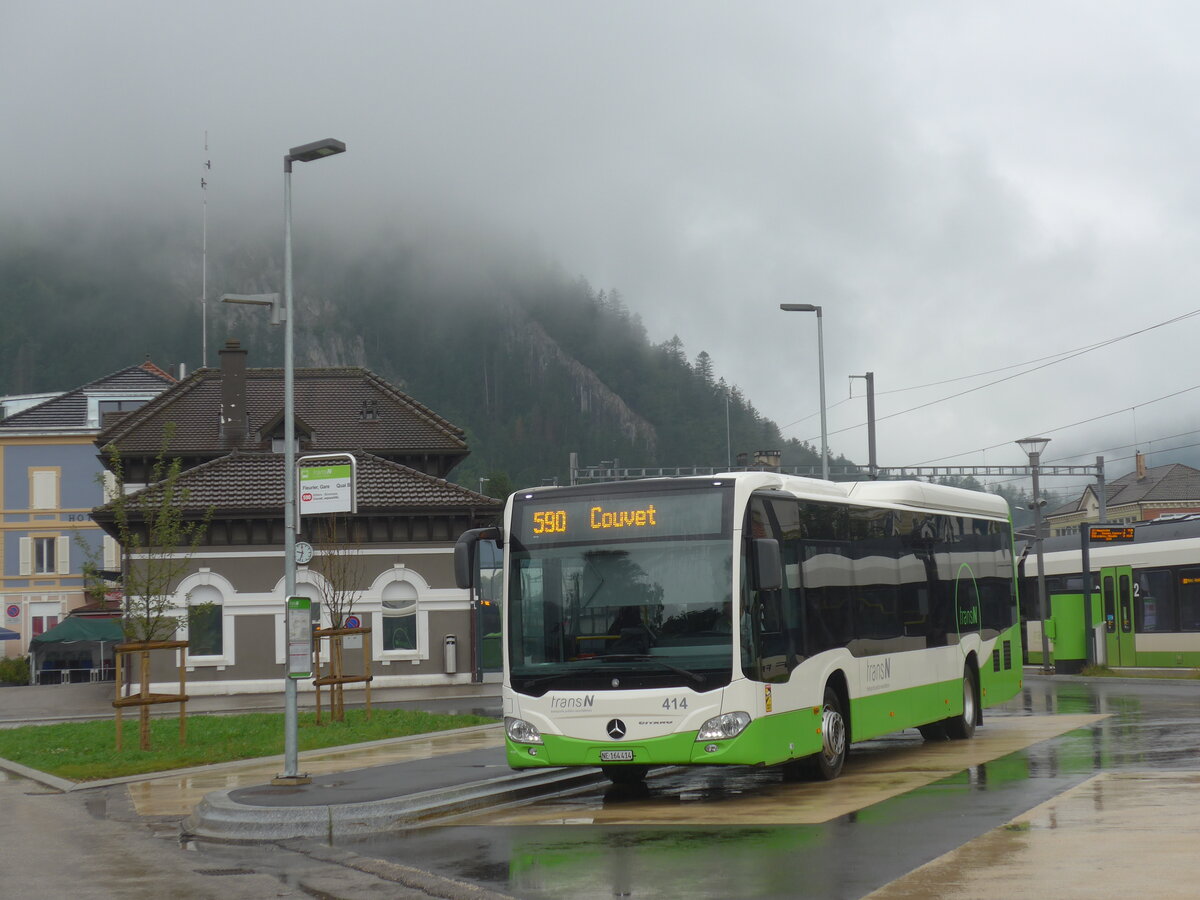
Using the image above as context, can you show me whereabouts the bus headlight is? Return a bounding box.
[505,716,543,745]
[696,711,751,741]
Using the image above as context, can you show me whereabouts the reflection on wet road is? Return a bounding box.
[869,771,1200,899]
[344,679,1200,900]
[454,713,1102,827]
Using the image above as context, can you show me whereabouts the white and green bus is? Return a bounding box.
[455,472,1023,784]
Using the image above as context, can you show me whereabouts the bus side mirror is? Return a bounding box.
[454,527,502,589]
[752,538,782,592]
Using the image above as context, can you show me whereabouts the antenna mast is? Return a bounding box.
[201,132,211,368]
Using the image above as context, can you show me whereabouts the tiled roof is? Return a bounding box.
[97,367,468,455]
[1106,463,1200,504]
[96,450,500,516]
[0,362,176,430]
[1047,462,1200,518]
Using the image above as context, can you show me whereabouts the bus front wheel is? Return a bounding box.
[944,667,978,740]
[810,684,848,780]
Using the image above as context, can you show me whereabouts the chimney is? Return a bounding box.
[219,339,249,445]
[754,449,782,470]
[1136,451,1147,480]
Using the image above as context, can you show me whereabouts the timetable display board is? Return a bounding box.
[1088,525,1136,543]
[513,489,728,544]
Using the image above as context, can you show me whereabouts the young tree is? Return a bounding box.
[98,426,213,749]
[310,512,365,630]
[310,512,365,722]
[103,429,212,644]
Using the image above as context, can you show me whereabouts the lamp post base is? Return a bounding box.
[270,774,312,786]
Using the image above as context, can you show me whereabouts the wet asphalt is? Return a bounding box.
[5,674,1199,898]
[335,676,1200,900]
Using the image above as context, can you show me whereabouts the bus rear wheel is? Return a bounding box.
[944,666,978,740]
[809,684,848,780]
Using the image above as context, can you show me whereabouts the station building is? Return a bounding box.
[90,340,501,694]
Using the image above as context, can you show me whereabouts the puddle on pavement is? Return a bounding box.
[448,713,1106,827]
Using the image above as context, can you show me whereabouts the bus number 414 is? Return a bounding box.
[663,697,688,710]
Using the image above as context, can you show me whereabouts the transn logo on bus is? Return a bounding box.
[865,658,892,687]
[550,695,595,710]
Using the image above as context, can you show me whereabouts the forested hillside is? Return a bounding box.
[0,220,838,490]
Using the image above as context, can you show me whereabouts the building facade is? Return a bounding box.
[92,341,501,694]
[1045,455,1200,537]
[0,363,175,658]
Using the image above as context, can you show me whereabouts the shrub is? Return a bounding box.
[0,656,30,685]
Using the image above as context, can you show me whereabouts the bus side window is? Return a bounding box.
[743,496,795,683]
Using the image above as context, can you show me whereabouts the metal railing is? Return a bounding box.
[34,665,116,686]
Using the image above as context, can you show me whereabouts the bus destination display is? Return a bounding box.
[1088,525,1136,543]
[516,490,727,543]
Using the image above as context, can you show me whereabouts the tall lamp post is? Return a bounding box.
[1017,436,1053,674]
[850,372,877,479]
[280,138,346,781]
[780,304,828,480]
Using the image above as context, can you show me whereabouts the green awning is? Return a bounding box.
[30,616,124,646]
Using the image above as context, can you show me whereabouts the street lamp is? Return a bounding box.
[281,138,345,781]
[1017,436,1053,674]
[220,143,345,782]
[780,304,828,480]
[221,293,283,324]
[850,372,877,479]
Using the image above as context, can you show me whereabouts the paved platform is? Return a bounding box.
[867,770,1200,899]
[180,710,1102,841]
[8,671,1200,900]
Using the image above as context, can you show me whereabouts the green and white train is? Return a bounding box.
[455,472,1024,784]
[1020,515,1200,669]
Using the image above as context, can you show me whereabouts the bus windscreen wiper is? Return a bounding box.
[602,654,707,687]
[516,667,611,692]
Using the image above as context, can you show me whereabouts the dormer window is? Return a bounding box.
[91,397,151,428]
[360,400,378,421]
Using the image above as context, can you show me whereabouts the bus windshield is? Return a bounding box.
[507,486,734,695]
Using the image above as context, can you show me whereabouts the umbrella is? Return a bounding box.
[0,627,19,641]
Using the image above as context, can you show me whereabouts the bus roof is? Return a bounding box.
[526,473,1010,520]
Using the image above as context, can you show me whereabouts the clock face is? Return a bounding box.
[295,541,314,564]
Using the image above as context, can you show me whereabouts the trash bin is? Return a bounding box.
[443,634,457,674]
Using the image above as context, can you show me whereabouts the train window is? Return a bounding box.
[1177,569,1200,632]
[1135,570,1176,633]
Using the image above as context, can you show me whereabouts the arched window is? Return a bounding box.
[187,584,224,656]
[290,580,327,634]
[382,581,419,651]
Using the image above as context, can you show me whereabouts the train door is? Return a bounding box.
[1101,565,1136,666]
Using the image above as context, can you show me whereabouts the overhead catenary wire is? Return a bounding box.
[780,306,1200,437]
[909,382,1200,467]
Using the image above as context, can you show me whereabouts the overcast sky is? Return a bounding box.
[6,2,1200,492]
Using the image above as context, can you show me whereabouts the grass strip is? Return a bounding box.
[0,708,496,781]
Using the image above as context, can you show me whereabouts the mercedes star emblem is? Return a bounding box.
[606,719,627,740]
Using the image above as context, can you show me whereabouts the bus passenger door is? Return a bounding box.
[1100,566,1136,667]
